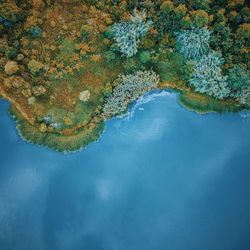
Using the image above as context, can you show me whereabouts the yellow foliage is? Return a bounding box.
[98,23,107,32]
[39,123,47,132]
[56,72,63,78]
[49,66,56,74]
[237,23,250,37]
[103,38,110,45]
[71,53,80,62]
[31,0,44,10]
[90,54,102,62]
[64,117,73,126]
[227,0,245,8]
[74,62,84,71]
[65,66,73,74]
[160,1,174,12]
[80,50,87,56]
[175,4,187,17]
[104,17,113,25]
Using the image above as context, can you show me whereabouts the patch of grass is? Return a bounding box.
[156,52,185,83]
[179,91,242,114]
[56,38,76,63]
[11,105,105,152]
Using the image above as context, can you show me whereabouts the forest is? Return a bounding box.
[0,0,249,151]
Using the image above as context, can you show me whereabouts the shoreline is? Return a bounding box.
[1,83,248,153]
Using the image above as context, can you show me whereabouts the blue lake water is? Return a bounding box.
[0,92,250,250]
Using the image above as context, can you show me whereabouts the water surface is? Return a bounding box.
[0,92,250,250]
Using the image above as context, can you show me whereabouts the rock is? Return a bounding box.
[79,90,90,102]
[4,61,19,75]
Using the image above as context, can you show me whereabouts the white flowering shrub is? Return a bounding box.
[237,87,250,106]
[189,51,230,99]
[176,27,211,60]
[113,10,152,57]
[103,70,159,117]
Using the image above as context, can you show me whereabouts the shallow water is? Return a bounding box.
[0,92,250,250]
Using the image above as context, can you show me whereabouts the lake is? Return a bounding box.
[0,92,250,250]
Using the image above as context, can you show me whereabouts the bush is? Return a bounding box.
[190,10,209,27]
[30,26,43,38]
[103,70,159,117]
[139,50,151,64]
[228,64,250,96]
[237,87,250,106]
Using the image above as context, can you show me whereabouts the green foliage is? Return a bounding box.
[156,51,185,82]
[189,0,211,10]
[179,91,241,114]
[122,58,138,73]
[139,50,151,64]
[210,24,233,56]
[190,10,209,27]
[228,65,250,91]
[105,50,116,62]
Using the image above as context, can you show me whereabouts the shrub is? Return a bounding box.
[176,27,211,60]
[139,50,151,64]
[103,70,159,117]
[228,65,250,96]
[190,10,209,27]
[189,51,230,99]
[237,87,250,106]
[28,59,44,75]
[30,26,43,38]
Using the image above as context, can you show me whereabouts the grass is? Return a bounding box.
[11,105,105,152]
[179,91,242,114]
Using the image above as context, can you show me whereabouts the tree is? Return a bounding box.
[112,10,152,57]
[228,65,250,97]
[139,50,151,64]
[189,0,211,10]
[189,51,230,99]
[190,10,209,27]
[176,27,211,60]
[237,87,250,106]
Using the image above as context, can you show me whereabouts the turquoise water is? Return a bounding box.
[0,92,250,250]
